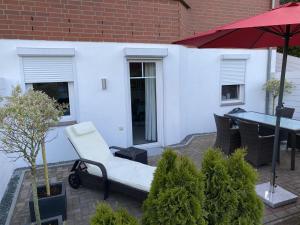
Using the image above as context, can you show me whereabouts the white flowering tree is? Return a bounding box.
[0,86,64,225]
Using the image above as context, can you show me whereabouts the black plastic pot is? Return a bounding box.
[28,216,63,225]
[29,182,67,222]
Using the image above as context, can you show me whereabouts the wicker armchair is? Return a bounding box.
[214,114,241,155]
[287,133,300,150]
[238,120,274,167]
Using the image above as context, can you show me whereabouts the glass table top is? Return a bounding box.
[226,111,300,132]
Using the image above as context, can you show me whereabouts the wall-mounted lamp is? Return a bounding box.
[101,78,107,90]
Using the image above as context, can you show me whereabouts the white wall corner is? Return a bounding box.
[17,47,75,57]
[124,48,168,58]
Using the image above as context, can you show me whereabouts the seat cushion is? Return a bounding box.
[87,157,155,192]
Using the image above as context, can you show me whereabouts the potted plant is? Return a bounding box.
[27,90,66,222]
[0,86,65,225]
[263,78,294,115]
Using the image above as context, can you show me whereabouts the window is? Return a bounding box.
[21,55,76,123]
[220,58,247,105]
[222,85,241,101]
[26,82,75,122]
[32,82,71,116]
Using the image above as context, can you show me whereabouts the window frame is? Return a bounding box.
[220,84,245,106]
[26,82,76,123]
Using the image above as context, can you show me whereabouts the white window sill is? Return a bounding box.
[220,101,245,107]
[52,120,77,127]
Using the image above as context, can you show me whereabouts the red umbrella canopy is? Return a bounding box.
[173,2,300,48]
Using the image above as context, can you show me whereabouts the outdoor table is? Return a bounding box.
[225,111,300,170]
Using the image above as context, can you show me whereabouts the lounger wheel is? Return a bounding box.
[68,173,81,189]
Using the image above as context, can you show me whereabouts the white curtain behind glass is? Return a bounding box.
[144,63,157,142]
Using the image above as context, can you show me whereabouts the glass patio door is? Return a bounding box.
[129,62,158,145]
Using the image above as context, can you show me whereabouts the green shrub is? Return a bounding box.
[90,203,139,225]
[227,149,264,225]
[142,149,206,225]
[201,148,264,225]
[201,149,238,225]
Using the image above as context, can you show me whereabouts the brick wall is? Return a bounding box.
[179,0,274,39]
[0,0,273,43]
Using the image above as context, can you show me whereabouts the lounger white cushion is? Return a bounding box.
[88,157,155,192]
[65,122,156,192]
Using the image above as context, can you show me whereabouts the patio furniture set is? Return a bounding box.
[64,109,300,204]
[214,108,300,168]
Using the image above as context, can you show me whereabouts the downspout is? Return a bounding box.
[265,0,276,114]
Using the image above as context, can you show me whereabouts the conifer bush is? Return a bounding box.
[201,148,238,225]
[201,148,264,225]
[142,149,206,225]
[90,203,139,225]
[227,149,264,225]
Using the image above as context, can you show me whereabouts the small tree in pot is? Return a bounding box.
[0,86,64,225]
[263,78,294,115]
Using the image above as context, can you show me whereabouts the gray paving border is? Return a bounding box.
[168,132,215,148]
[4,170,24,225]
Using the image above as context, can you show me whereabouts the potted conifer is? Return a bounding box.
[0,86,66,225]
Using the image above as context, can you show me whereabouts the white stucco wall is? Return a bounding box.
[180,48,270,137]
[0,39,271,199]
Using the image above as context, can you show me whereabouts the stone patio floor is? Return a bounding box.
[8,133,300,225]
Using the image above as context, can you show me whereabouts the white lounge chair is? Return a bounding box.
[65,122,156,200]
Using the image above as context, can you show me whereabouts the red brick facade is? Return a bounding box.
[0,0,273,43]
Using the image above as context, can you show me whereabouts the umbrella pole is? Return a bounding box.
[255,25,298,208]
[256,25,297,208]
[270,25,290,192]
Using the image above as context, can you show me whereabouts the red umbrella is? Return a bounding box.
[174,2,300,207]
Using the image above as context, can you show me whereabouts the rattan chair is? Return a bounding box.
[214,114,241,155]
[287,133,300,150]
[238,120,274,167]
[227,107,247,126]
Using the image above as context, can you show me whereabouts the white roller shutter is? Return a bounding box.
[220,59,246,85]
[22,56,74,83]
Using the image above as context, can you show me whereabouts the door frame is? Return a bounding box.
[125,59,164,148]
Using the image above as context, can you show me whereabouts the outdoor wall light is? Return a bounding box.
[101,78,107,90]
